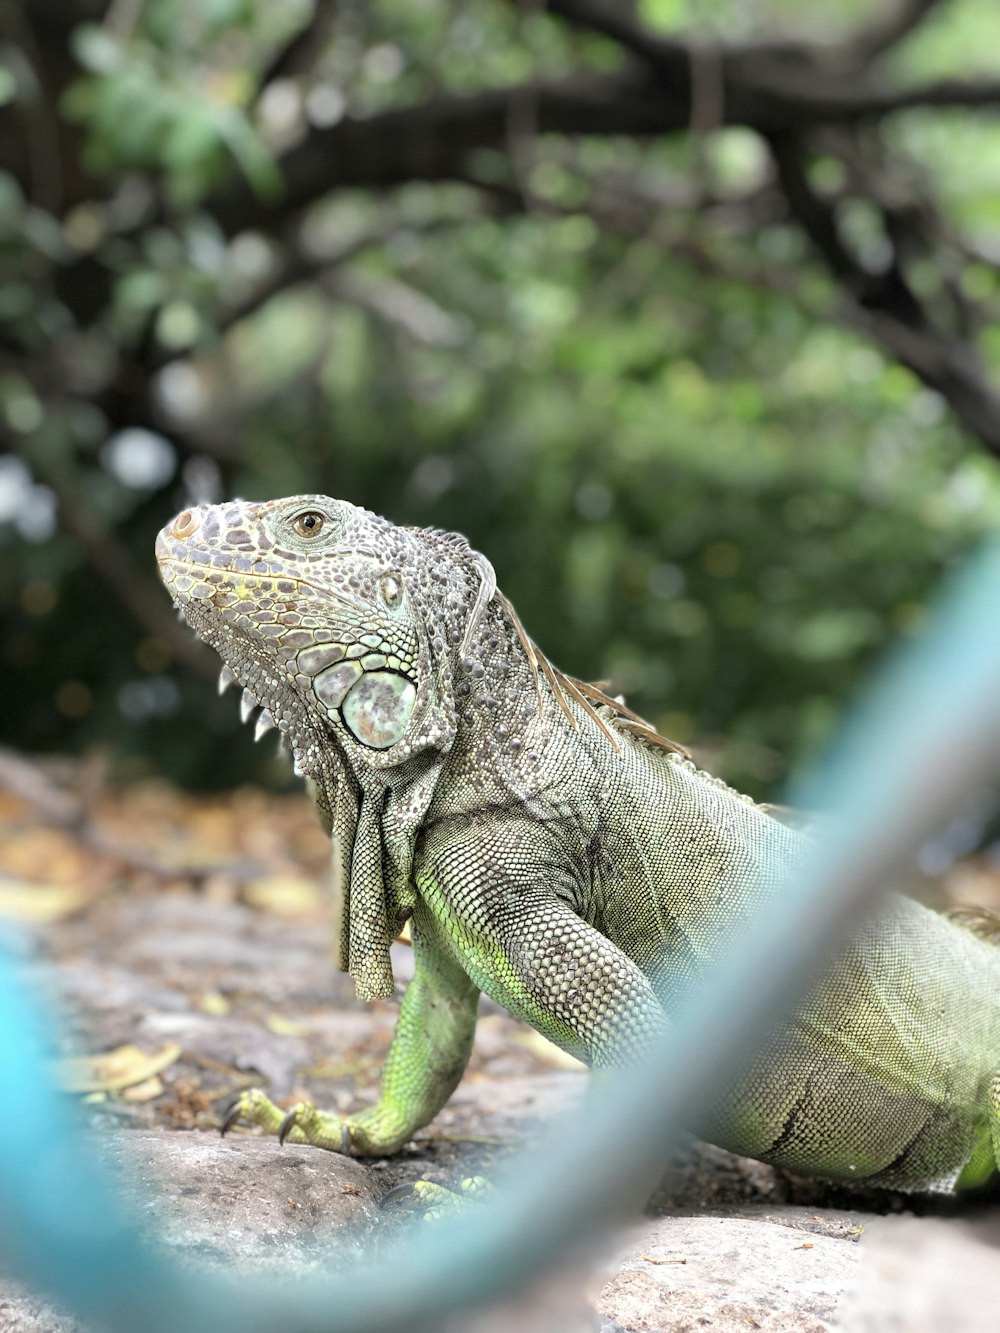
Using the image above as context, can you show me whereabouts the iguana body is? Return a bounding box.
[156,495,1000,1193]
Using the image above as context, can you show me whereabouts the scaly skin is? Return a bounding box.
[156,496,1000,1192]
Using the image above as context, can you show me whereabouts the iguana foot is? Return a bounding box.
[380,1175,494,1221]
[221,1088,350,1152]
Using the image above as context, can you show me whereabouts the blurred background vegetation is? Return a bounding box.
[2,0,1000,798]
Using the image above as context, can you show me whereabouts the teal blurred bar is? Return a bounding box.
[0,950,210,1329]
[3,541,1000,1332]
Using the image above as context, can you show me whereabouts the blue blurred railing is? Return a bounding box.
[3,542,1000,1332]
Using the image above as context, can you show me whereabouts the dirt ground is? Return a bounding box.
[0,760,997,1332]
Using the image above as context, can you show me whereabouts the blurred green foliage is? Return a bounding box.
[2,0,999,797]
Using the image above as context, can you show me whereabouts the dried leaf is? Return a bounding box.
[265,1014,309,1037]
[196,989,230,1016]
[0,880,90,922]
[243,875,323,915]
[56,1042,182,1093]
[511,1029,586,1071]
[121,1075,165,1102]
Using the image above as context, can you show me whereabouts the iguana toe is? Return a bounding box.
[380,1176,494,1221]
[219,1087,290,1139]
[219,1088,337,1148]
[218,1086,415,1156]
[220,1099,243,1138]
[270,1100,346,1150]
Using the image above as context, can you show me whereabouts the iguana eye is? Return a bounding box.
[379,574,402,608]
[292,511,325,539]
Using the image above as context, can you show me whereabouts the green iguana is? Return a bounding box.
[155,495,1000,1194]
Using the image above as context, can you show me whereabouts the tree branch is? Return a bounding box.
[846,0,946,64]
[544,0,695,78]
[209,68,1000,244]
[210,73,694,236]
[13,0,1000,469]
[254,1,339,91]
[768,131,1000,459]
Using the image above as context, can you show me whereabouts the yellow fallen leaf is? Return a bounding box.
[55,1042,182,1093]
[511,1030,586,1071]
[0,880,90,923]
[265,1015,310,1037]
[121,1075,165,1102]
[244,875,323,915]
[196,989,230,1016]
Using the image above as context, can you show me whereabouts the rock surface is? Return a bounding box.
[600,1213,860,1333]
[0,895,995,1332]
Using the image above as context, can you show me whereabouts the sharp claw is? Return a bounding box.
[240,688,257,724]
[378,1183,417,1211]
[220,1099,244,1137]
[278,1108,298,1146]
[218,664,236,695]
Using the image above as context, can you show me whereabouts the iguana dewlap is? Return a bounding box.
[156,495,1000,1193]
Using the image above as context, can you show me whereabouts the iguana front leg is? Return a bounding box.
[957,1071,1000,1189]
[224,919,479,1155]
[417,824,667,1067]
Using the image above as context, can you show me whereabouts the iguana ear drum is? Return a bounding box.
[341,670,416,750]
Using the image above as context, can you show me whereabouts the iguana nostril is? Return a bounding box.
[172,509,199,538]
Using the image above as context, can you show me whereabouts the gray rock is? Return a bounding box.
[597,1214,860,1332]
[0,1128,380,1332]
[4,893,994,1333]
[842,1212,998,1333]
[102,1129,379,1270]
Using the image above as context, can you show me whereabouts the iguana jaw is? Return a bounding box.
[154,562,326,774]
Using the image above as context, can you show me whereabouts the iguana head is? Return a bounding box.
[155,494,492,778]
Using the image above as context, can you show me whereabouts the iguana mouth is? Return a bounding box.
[155,552,370,615]
[163,588,295,750]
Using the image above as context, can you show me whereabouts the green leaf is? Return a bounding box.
[637,0,687,31]
[70,24,123,76]
[116,269,167,315]
[0,65,17,109]
[204,0,254,31]
[213,108,284,202]
[163,105,222,172]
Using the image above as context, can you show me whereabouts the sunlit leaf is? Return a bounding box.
[213,108,284,202]
[70,24,123,77]
[196,990,231,1016]
[265,1015,310,1037]
[55,1043,183,1094]
[0,881,90,923]
[511,1030,586,1071]
[244,875,324,915]
[121,1075,166,1102]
